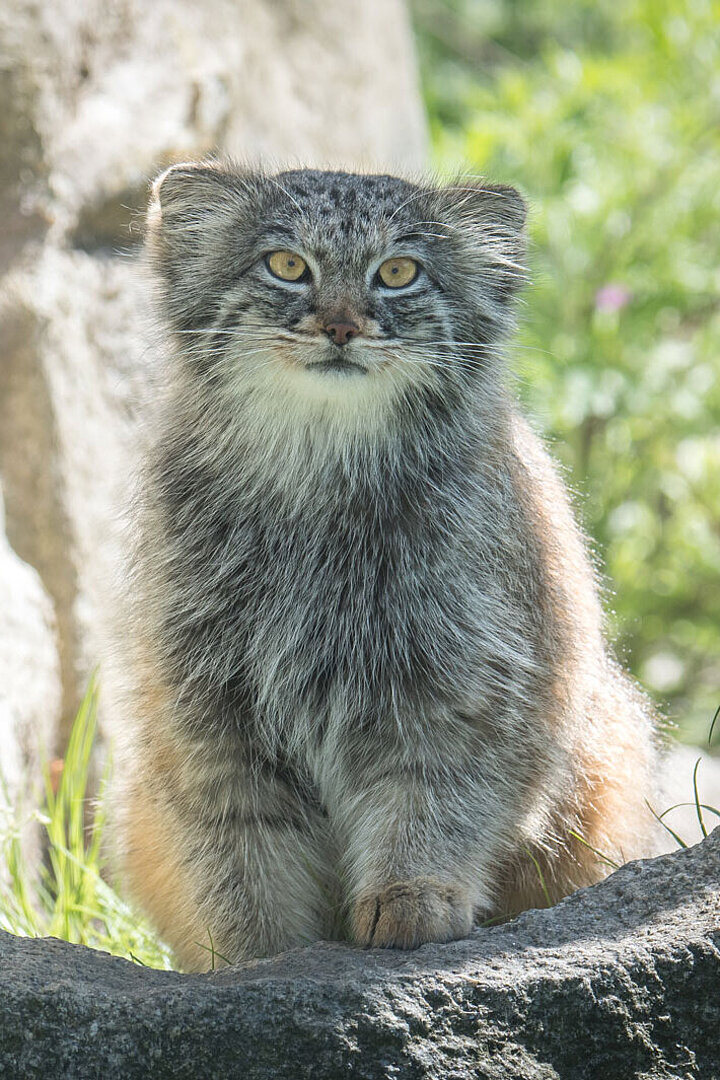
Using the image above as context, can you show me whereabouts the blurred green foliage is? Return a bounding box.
[411,0,720,745]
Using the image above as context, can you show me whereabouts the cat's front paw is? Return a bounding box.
[352,877,473,949]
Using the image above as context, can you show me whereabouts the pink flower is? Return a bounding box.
[595,283,632,312]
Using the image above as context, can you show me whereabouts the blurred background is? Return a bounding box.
[412,0,720,746]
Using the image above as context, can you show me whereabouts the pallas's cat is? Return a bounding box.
[117,163,657,971]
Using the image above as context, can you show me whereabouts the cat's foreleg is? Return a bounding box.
[334,748,522,949]
[124,752,337,970]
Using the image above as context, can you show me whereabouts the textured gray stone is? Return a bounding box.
[0,830,717,1079]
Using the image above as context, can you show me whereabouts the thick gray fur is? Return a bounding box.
[117,163,658,971]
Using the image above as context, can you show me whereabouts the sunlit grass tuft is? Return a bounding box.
[0,679,173,970]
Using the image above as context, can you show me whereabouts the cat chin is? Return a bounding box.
[213,337,444,447]
[218,350,421,446]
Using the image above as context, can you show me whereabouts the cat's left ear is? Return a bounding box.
[435,180,527,300]
[438,180,527,235]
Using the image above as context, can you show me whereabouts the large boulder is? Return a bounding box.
[0,829,717,1078]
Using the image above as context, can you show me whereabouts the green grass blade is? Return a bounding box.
[645,800,688,850]
[692,759,708,839]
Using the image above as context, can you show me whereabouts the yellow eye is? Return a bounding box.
[378,257,419,288]
[266,250,308,282]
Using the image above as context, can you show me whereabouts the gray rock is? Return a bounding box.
[0,485,60,868]
[1,830,718,1079]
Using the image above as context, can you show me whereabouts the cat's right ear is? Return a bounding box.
[146,162,239,250]
[150,162,231,216]
[145,162,253,331]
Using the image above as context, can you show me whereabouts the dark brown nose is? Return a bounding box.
[324,321,360,346]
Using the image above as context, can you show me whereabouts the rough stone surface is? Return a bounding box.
[0,830,717,1079]
[0,0,428,740]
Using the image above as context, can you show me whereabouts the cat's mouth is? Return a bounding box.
[273,331,373,376]
[305,356,368,376]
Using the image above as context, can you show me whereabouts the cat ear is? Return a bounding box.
[435,180,527,300]
[145,161,256,300]
[439,180,527,235]
[145,162,254,330]
[147,161,241,234]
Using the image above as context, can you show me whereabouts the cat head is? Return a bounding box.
[146,162,526,427]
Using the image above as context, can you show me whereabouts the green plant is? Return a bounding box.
[0,680,173,970]
[412,0,720,744]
